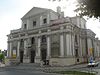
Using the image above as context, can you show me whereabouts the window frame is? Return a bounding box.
[43,18,47,24]
[24,24,27,29]
[33,21,36,27]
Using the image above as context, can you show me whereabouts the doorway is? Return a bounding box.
[30,50,35,63]
[41,49,47,65]
[20,51,24,63]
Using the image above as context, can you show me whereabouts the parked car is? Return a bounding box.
[87,61,99,67]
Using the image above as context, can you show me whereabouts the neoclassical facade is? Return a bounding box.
[7,7,100,66]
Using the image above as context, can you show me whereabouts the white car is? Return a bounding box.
[88,61,99,67]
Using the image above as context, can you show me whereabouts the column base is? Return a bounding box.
[23,56,30,63]
[46,56,51,60]
[59,56,64,58]
[35,56,41,63]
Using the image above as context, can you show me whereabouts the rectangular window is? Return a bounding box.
[33,21,36,26]
[24,24,27,29]
[31,37,35,44]
[43,18,47,24]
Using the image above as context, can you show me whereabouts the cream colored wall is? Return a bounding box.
[50,57,75,66]
[49,57,87,66]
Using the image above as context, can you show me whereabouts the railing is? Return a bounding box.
[11,29,21,33]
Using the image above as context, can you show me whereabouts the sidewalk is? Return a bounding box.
[5,63,88,72]
[0,62,5,67]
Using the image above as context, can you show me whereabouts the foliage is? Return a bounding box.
[0,53,5,62]
[75,0,100,19]
[48,0,100,19]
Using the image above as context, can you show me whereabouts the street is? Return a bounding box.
[0,67,58,75]
[0,62,100,75]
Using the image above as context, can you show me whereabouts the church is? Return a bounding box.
[7,6,100,66]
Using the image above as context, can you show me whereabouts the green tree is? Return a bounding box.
[75,0,100,18]
[49,0,100,19]
[0,53,5,62]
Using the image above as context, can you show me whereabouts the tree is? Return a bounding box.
[48,0,100,19]
[75,0,100,19]
[0,53,5,62]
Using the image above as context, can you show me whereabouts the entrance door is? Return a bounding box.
[20,51,24,63]
[30,50,35,63]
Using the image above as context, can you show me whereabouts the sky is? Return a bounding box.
[0,0,100,50]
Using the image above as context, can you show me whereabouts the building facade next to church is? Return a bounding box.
[7,7,100,66]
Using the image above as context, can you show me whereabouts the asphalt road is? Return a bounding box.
[0,69,57,75]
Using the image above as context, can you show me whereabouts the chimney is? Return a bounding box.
[57,6,61,14]
[57,6,64,18]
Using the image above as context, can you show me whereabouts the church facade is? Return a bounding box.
[7,7,100,66]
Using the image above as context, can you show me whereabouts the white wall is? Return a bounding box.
[71,17,86,29]
[50,11,58,20]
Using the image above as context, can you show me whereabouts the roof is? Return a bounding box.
[21,7,51,20]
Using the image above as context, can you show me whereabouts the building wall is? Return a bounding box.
[71,17,86,29]
[7,7,100,66]
[50,11,58,20]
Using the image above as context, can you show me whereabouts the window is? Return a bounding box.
[33,21,36,26]
[75,35,78,44]
[31,37,35,44]
[43,18,47,24]
[20,39,24,46]
[41,35,46,43]
[24,24,27,29]
[75,49,78,57]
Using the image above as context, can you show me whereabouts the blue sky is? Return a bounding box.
[0,0,100,50]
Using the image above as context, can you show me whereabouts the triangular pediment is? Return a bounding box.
[21,7,49,19]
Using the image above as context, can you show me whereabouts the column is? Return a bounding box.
[9,42,12,57]
[47,14,50,24]
[40,16,42,26]
[60,33,64,57]
[87,38,92,56]
[24,39,27,56]
[27,19,30,29]
[36,37,41,57]
[72,35,75,56]
[60,26,64,57]
[66,34,72,56]
[79,38,82,57]
[47,35,51,59]
[17,40,20,57]
[35,36,41,63]
[7,42,10,57]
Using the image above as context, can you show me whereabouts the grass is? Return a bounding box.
[53,71,96,75]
